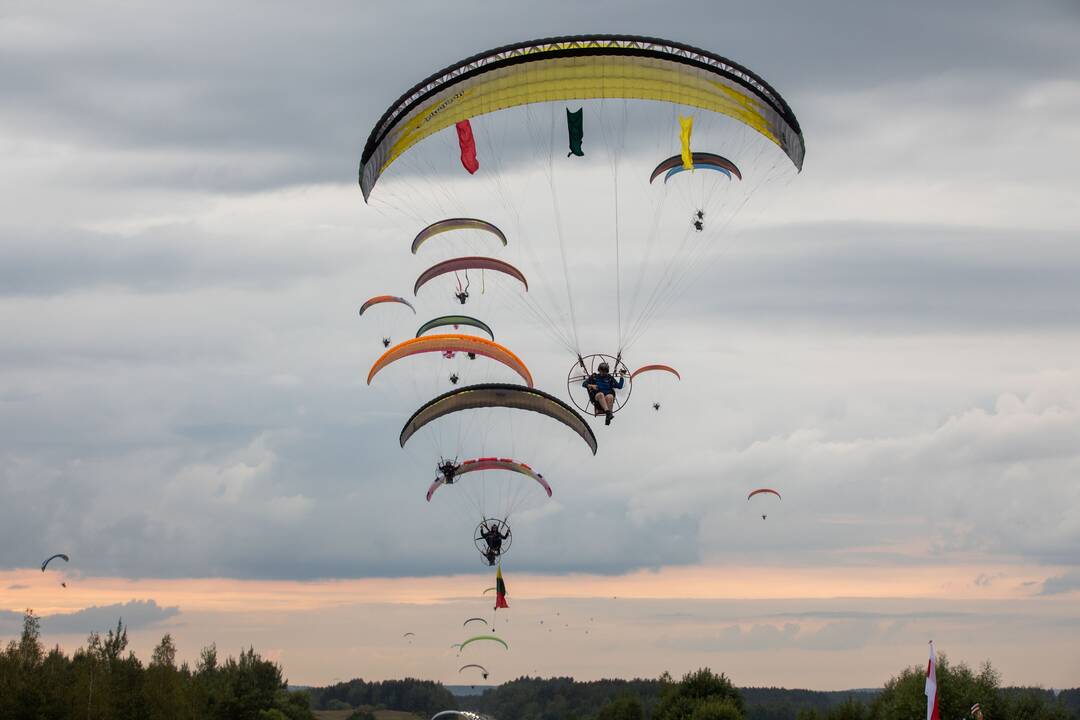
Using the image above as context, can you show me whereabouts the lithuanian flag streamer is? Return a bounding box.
[494,563,509,610]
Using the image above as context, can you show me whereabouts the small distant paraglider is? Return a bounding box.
[747,488,782,519]
[41,554,69,587]
[359,295,416,348]
[459,663,489,680]
[631,364,680,415]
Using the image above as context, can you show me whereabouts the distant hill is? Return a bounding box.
[458,677,883,720]
[447,684,495,697]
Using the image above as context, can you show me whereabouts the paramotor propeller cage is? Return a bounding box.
[566,354,633,416]
[474,518,513,563]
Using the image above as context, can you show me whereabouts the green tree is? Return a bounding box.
[654,669,745,720]
[146,633,183,719]
[691,697,744,720]
[871,656,1000,720]
[598,695,645,720]
[1001,688,1070,720]
[823,698,866,720]
[0,609,314,719]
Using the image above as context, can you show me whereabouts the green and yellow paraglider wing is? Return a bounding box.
[458,635,509,652]
[359,34,805,200]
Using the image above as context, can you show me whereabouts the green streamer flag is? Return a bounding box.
[566,107,584,157]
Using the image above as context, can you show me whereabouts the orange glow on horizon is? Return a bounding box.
[2,562,1057,617]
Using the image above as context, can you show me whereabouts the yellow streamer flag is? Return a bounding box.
[679,115,694,170]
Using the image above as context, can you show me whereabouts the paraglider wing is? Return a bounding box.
[630,364,682,381]
[359,295,416,316]
[417,315,495,341]
[663,163,732,183]
[359,35,804,200]
[403,632,416,638]
[482,586,497,595]
[747,488,782,501]
[459,663,489,677]
[368,335,533,387]
[459,635,509,652]
[460,457,551,496]
[463,618,488,627]
[428,457,552,502]
[41,554,69,572]
[649,152,743,183]
[425,478,446,502]
[412,219,507,255]
[414,257,528,296]
[400,383,597,454]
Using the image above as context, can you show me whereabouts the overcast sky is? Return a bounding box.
[1,0,1079,690]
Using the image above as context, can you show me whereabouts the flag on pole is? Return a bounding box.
[494,562,509,610]
[926,641,941,720]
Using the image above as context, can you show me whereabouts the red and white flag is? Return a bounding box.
[926,641,941,720]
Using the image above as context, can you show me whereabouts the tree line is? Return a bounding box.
[305,677,457,715]
[457,661,1079,720]
[0,609,314,719]
[4,605,1077,720]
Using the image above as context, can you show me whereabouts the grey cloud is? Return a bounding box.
[1039,571,1080,596]
[668,619,886,652]
[0,599,178,636]
[0,1,1076,195]
[6,584,29,590]
[1,1,1079,584]
[0,224,345,298]
[41,599,179,635]
[716,622,801,651]
[672,222,1080,333]
[757,610,973,621]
